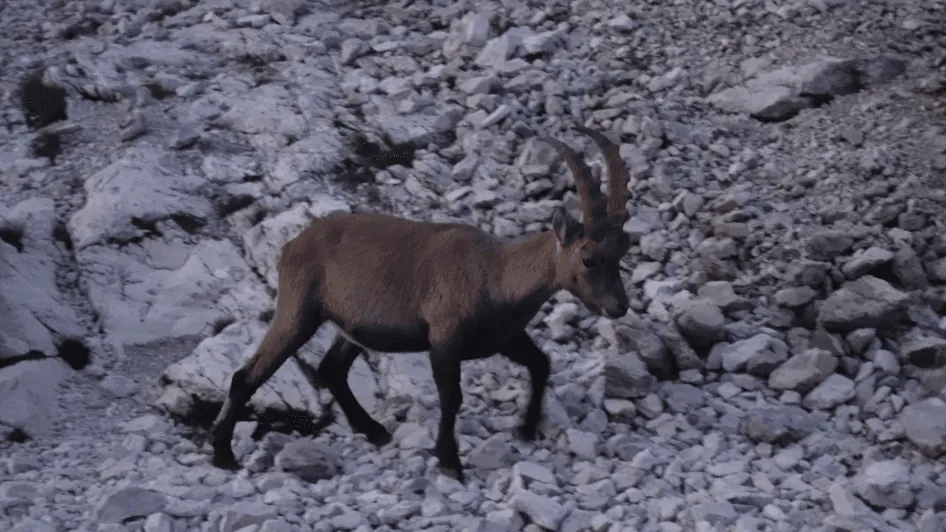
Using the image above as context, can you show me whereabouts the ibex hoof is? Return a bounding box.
[437,464,466,484]
[366,427,393,447]
[212,451,241,471]
[516,424,539,442]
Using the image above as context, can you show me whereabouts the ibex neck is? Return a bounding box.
[495,231,559,305]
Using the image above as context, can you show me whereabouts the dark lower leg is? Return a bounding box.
[316,337,390,446]
[499,331,551,441]
[430,351,464,481]
[211,368,251,469]
[211,316,320,468]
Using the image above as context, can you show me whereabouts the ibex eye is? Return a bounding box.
[583,257,597,268]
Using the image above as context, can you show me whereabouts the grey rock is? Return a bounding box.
[0,359,71,438]
[219,502,277,532]
[257,0,303,26]
[68,147,211,250]
[565,428,598,459]
[841,247,894,279]
[893,246,929,289]
[78,238,271,346]
[658,322,704,372]
[768,348,837,393]
[603,350,655,399]
[95,487,168,524]
[698,281,740,309]
[675,297,726,346]
[803,373,855,410]
[856,459,915,509]
[607,323,675,379]
[510,490,567,530]
[469,433,510,470]
[773,286,818,308]
[741,405,815,444]
[901,400,946,457]
[818,276,910,332]
[143,513,173,532]
[718,334,784,373]
[901,336,946,368]
[274,439,341,483]
[0,198,85,367]
[807,230,855,261]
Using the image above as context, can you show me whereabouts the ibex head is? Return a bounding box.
[542,126,632,319]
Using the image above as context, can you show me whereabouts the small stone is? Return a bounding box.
[274,439,341,483]
[741,405,815,444]
[469,433,510,470]
[803,373,855,410]
[143,513,173,532]
[856,459,915,509]
[818,276,910,332]
[697,281,739,309]
[603,351,655,399]
[565,428,598,459]
[512,461,557,486]
[901,336,946,368]
[768,348,837,393]
[675,298,726,346]
[773,286,817,308]
[718,334,780,373]
[841,247,895,279]
[95,487,168,524]
[510,490,567,530]
[893,246,929,289]
[807,230,854,260]
[901,400,946,457]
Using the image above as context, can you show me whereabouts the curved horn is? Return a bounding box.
[537,136,605,228]
[576,126,630,223]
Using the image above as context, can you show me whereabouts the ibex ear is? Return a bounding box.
[552,207,583,247]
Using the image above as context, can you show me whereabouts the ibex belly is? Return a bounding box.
[331,320,431,354]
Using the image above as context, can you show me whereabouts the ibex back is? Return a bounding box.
[211,126,633,482]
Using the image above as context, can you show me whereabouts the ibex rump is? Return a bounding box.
[211,126,633,482]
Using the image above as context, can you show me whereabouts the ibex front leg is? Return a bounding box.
[499,331,551,441]
[429,347,465,483]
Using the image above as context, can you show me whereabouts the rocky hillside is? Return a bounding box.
[1,0,945,530]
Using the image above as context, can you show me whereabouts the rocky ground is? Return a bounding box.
[1,0,946,530]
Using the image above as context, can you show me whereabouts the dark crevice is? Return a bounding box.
[350,133,417,169]
[4,427,30,444]
[210,316,236,336]
[57,338,91,370]
[60,17,103,40]
[52,222,74,251]
[144,81,176,100]
[258,308,275,323]
[0,225,25,252]
[336,132,426,192]
[18,69,68,129]
[170,214,205,234]
[0,351,46,370]
[215,194,256,217]
[131,217,162,238]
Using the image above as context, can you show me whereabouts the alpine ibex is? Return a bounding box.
[212,126,633,482]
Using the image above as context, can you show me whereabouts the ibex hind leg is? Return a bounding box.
[315,336,392,447]
[211,305,322,470]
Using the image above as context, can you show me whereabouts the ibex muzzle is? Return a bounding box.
[211,126,634,483]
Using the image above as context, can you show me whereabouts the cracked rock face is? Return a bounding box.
[1,0,946,530]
